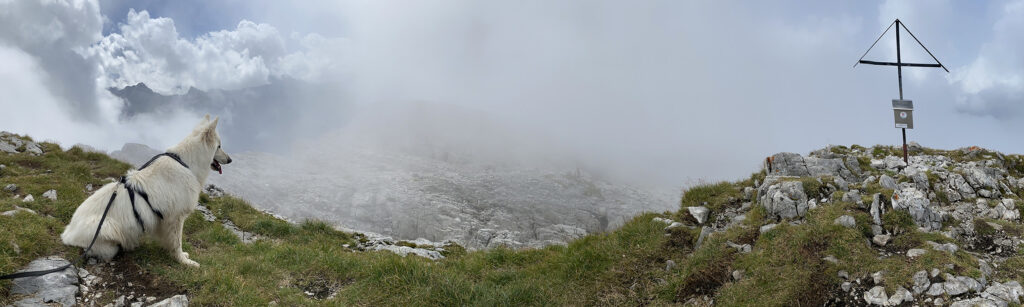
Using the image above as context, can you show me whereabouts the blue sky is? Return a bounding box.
[1,0,1024,187]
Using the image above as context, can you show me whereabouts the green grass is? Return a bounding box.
[0,137,1003,306]
[679,181,744,215]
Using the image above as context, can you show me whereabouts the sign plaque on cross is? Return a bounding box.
[892,99,913,129]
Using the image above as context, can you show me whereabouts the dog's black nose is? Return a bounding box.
[225,158,232,164]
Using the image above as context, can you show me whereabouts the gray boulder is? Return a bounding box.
[0,139,16,153]
[149,295,189,307]
[927,241,958,253]
[759,180,808,220]
[945,278,970,296]
[767,152,858,181]
[870,193,884,225]
[9,256,79,307]
[905,167,931,191]
[982,281,1024,305]
[888,286,913,305]
[907,249,927,258]
[891,187,942,230]
[42,189,56,200]
[927,283,946,296]
[687,206,710,224]
[879,175,898,190]
[863,286,888,306]
[834,215,856,228]
[872,234,890,246]
[24,142,42,155]
[912,270,931,294]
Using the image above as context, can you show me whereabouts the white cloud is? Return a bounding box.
[948,0,1024,119]
[86,9,343,95]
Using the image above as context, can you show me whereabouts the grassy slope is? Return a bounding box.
[2,138,1023,306]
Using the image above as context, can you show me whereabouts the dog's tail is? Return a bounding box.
[61,182,120,247]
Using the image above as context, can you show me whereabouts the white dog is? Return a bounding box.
[61,115,231,267]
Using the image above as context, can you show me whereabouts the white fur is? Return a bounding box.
[61,115,231,267]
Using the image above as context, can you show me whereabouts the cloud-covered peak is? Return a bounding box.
[86,9,341,95]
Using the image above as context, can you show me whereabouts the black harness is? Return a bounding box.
[0,152,190,280]
[122,152,189,230]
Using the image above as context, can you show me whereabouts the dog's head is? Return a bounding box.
[193,115,232,174]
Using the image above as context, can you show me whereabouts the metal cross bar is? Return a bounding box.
[898,22,950,73]
[854,19,949,165]
[858,60,942,68]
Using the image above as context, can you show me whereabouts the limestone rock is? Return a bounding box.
[149,295,189,307]
[0,138,16,153]
[872,234,890,246]
[870,193,884,225]
[22,194,34,202]
[871,271,884,284]
[687,206,710,224]
[888,286,913,305]
[927,283,946,296]
[944,275,970,296]
[759,180,808,219]
[767,152,857,181]
[9,256,79,307]
[891,187,942,230]
[759,223,777,234]
[732,270,744,281]
[42,189,57,200]
[695,226,711,248]
[24,142,43,154]
[913,270,931,294]
[907,249,927,258]
[879,175,898,190]
[863,286,888,306]
[927,241,958,253]
[1,206,37,217]
[834,215,856,228]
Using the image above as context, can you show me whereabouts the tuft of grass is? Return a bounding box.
[680,181,742,214]
[882,210,914,234]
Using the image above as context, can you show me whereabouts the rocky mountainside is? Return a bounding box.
[109,142,674,249]
[693,143,1024,306]
[4,130,1024,305]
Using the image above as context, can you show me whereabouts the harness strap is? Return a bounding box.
[0,188,120,280]
[136,189,163,220]
[139,152,189,171]
[121,177,146,232]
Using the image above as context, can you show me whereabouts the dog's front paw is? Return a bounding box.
[175,252,200,267]
[182,258,200,267]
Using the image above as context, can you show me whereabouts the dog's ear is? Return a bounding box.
[203,114,211,122]
[202,117,220,143]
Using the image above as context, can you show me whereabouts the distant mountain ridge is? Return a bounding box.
[109,79,350,153]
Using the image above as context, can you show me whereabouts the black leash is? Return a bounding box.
[0,189,120,280]
[0,152,190,280]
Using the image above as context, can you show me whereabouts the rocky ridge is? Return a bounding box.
[672,143,1024,306]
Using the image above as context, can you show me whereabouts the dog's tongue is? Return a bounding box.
[219,168,223,174]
